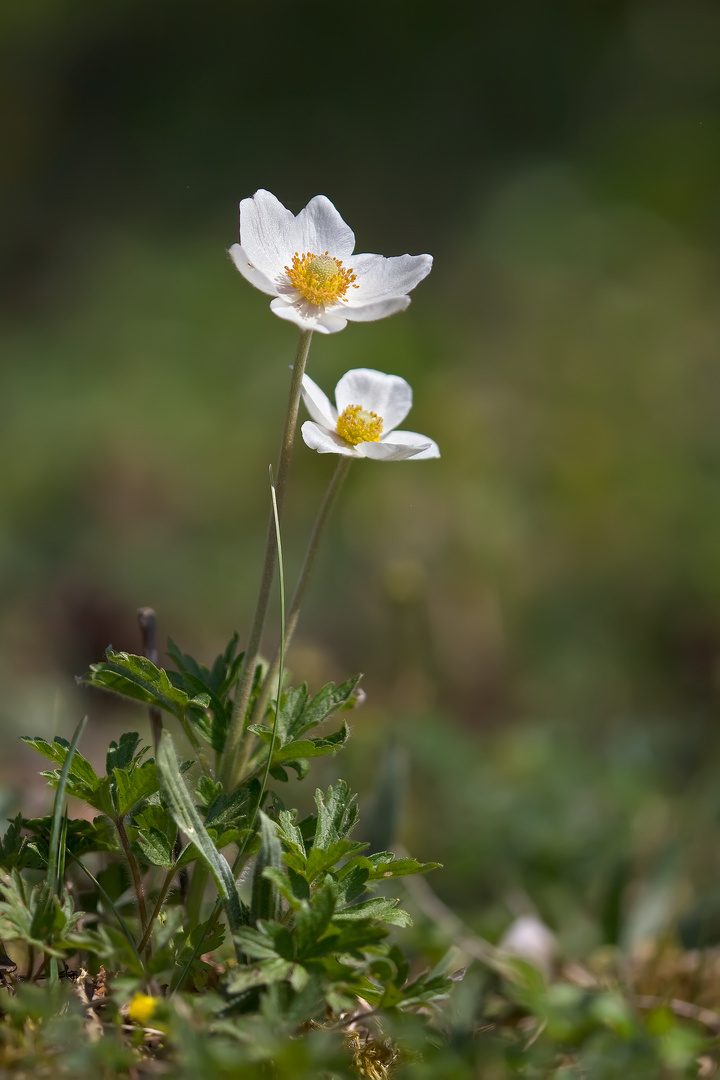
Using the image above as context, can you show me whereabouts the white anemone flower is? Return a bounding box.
[301,368,440,461]
[229,190,433,335]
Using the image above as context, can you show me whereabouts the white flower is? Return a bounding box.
[229,190,433,335]
[301,368,440,461]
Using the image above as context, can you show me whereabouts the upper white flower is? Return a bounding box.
[301,368,440,461]
[229,190,433,335]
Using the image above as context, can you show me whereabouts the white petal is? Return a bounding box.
[238,190,300,282]
[342,296,411,322]
[362,430,439,461]
[302,421,359,456]
[301,374,337,428]
[270,297,348,334]
[228,243,279,297]
[344,253,433,306]
[296,195,355,257]
[335,369,412,432]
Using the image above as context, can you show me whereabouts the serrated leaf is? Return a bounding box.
[224,957,294,993]
[306,839,367,885]
[276,810,306,860]
[106,732,147,774]
[167,635,250,753]
[195,775,223,809]
[335,864,370,904]
[268,726,349,769]
[132,805,178,868]
[25,736,115,817]
[343,852,442,881]
[294,880,338,959]
[0,814,37,871]
[234,925,282,961]
[82,648,209,723]
[274,676,362,743]
[313,919,388,957]
[112,761,160,818]
[382,971,453,1010]
[22,816,118,863]
[22,737,102,797]
[314,781,358,851]
[334,896,412,927]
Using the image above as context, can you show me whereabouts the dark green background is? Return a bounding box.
[4,0,720,950]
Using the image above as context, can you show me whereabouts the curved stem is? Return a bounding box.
[138,865,176,956]
[220,329,313,789]
[115,817,148,932]
[249,456,352,731]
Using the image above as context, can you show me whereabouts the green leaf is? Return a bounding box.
[234,925,283,961]
[266,725,349,769]
[305,839,367,885]
[294,879,338,959]
[81,648,209,724]
[367,855,442,879]
[203,781,260,829]
[340,852,442,882]
[22,736,100,792]
[167,634,252,753]
[224,957,294,994]
[0,814,39,871]
[333,896,412,927]
[106,731,147,774]
[313,919,388,956]
[251,812,283,925]
[0,870,84,958]
[275,810,306,861]
[156,732,243,933]
[22,816,118,864]
[22,736,114,816]
[272,676,362,743]
[335,864,369,904]
[261,867,302,911]
[112,761,160,818]
[132,805,178,868]
[382,971,453,1010]
[313,781,358,851]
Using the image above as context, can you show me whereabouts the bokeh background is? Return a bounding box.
[4,0,720,958]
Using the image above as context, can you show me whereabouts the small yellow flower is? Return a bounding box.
[128,992,159,1025]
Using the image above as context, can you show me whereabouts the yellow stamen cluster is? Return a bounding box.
[284,251,358,306]
[337,404,384,445]
[128,993,159,1025]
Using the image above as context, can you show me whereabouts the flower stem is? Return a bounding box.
[137,865,176,956]
[115,817,148,933]
[249,456,352,730]
[220,329,313,789]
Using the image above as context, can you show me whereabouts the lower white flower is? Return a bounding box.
[301,368,440,461]
[229,190,432,335]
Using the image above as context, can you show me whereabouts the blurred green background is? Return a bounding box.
[4,0,720,957]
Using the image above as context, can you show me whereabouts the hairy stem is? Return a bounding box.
[115,817,148,932]
[220,328,313,789]
[249,456,352,729]
[137,865,176,956]
[185,861,209,930]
